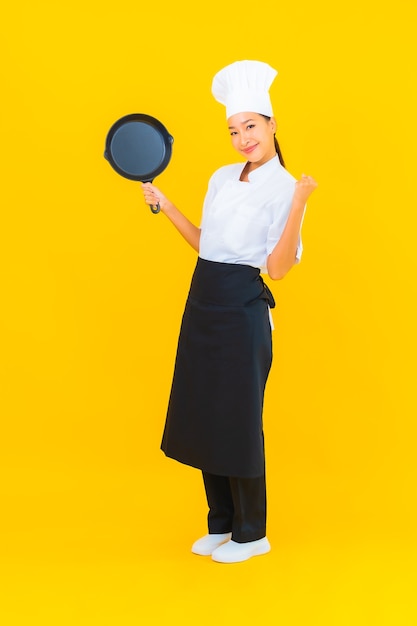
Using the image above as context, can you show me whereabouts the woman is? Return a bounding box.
[141,60,317,563]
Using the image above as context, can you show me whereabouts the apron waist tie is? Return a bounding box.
[258,275,276,330]
[258,276,276,309]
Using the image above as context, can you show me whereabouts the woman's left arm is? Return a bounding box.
[267,175,318,280]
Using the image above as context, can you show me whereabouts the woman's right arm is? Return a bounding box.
[141,182,201,252]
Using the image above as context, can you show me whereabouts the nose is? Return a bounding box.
[240,131,250,147]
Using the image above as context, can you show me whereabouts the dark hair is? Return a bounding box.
[261,115,285,168]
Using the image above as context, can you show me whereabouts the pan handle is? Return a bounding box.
[143,178,161,214]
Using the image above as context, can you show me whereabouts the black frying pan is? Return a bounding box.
[104,113,173,214]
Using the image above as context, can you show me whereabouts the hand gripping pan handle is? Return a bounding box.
[104,113,174,214]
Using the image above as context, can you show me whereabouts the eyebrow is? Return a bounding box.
[228,118,255,129]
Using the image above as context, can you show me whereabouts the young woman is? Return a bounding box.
[141,60,317,563]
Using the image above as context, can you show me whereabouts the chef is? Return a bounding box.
[141,60,317,563]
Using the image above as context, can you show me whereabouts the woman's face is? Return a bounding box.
[227,112,276,167]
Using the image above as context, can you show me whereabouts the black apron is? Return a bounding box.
[161,257,275,478]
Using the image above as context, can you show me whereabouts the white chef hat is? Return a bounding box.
[212,60,278,119]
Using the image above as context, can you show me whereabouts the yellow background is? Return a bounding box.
[1,1,416,624]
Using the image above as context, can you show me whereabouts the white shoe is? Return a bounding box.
[191,533,232,556]
[211,537,271,563]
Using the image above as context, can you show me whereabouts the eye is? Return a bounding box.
[230,131,238,136]
[247,124,255,130]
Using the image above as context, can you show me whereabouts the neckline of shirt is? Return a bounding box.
[238,154,280,184]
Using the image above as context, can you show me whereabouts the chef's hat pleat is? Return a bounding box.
[212,60,278,119]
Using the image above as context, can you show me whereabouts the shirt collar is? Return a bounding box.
[246,154,280,183]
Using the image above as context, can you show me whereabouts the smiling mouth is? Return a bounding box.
[242,144,258,154]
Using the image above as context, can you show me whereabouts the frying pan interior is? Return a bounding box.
[104,113,173,213]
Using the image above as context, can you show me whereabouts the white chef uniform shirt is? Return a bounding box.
[199,155,304,273]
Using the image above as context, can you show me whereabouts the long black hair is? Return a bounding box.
[262,115,285,168]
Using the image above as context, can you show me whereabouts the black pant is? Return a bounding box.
[202,472,267,543]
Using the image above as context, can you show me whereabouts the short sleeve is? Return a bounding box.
[200,169,226,227]
[200,179,214,226]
